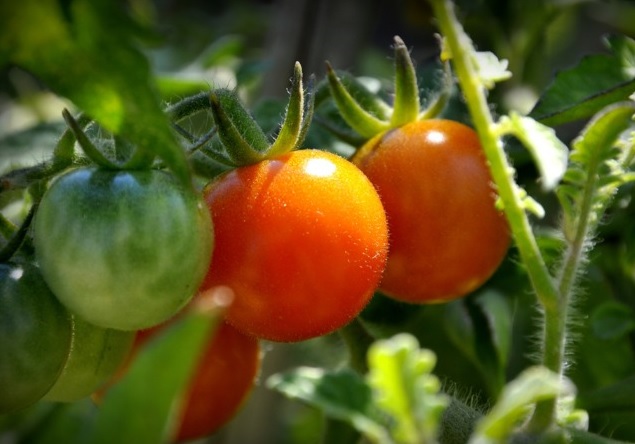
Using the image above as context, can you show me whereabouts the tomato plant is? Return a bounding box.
[200,149,389,342]
[3,1,635,443]
[352,119,510,303]
[33,167,214,331]
[0,262,72,414]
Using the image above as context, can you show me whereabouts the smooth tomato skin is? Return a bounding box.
[200,149,389,342]
[353,119,510,303]
[0,262,72,414]
[34,167,214,331]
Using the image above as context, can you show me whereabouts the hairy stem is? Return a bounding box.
[429,0,563,430]
[428,0,557,307]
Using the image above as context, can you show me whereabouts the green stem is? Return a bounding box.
[429,0,558,310]
[0,202,37,262]
[338,318,376,374]
[529,138,613,431]
[429,0,563,430]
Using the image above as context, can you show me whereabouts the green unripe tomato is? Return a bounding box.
[43,316,134,402]
[34,167,214,331]
[0,262,72,414]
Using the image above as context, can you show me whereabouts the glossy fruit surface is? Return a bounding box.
[0,262,72,414]
[34,167,214,330]
[44,316,134,402]
[353,119,510,303]
[200,149,389,342]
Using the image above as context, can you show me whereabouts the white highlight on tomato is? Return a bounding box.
[304,158,336,178]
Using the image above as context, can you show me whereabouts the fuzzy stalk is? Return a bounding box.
[429,0,563,430]
[427,0,558,309]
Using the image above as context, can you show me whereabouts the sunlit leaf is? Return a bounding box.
[0,0,191,183]
[472,51,511,89]
[468,367,574,444]
[267,367,390,444]
[367,334,448,444]
[499,113,568,191]
[530,36,635,126]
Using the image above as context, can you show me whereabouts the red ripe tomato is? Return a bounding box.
[353,119,510,303]
[200,149,389,342]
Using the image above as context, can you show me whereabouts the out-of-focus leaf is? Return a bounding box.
[0,0,190,183]
[444,300,504,397]
[576,375,635,412]
[267,367,390,444]
[473,291,513,373]
[591,301,635,340]
[468,367,574,444]
[88,312,218,444]
[367,333,448,444]
[529,36,635,127]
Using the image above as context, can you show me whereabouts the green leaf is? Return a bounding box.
[557,101,635,240]
[468,367,574,444]
[473,291,513,375]
[590,301,635,340]
[0,0,191,183]
[443,299,506,398]
[87,312,219,444]
[471,51,511,90]
[367,334,449,444]
[267,367,390,444]
[576,375,635,412]
[499,113,568,191]
[529,36,635,126]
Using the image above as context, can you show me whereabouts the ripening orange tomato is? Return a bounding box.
[353,119,510,303]
[200,149,389,342]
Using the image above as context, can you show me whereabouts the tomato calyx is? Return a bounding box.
[326,36,452,141]
[205,61,315,167]
[62,109,157,171]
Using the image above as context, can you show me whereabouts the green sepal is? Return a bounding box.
[326,62,391,139]
[62,110,155,171]
[165,92,213,124]
[390,36,421,127]
[208,62,315,165]
[268,62,307,157]
[208,89,267,165]
[419,60,453,120]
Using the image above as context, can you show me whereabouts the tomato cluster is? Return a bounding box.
[1,66,509,441]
